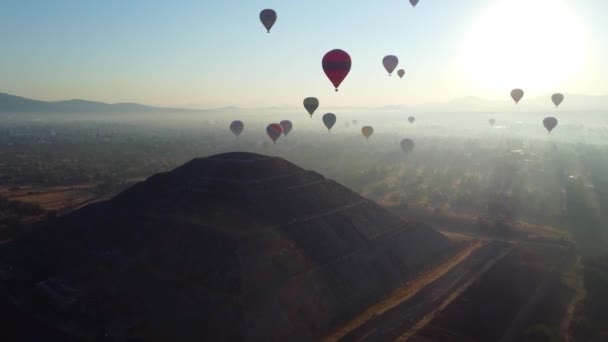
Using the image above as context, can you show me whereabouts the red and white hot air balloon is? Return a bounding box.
[266,123,283,143]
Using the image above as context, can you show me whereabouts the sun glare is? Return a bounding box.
[461,0,586,97]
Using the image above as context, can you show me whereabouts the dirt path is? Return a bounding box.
[396,244,514,342]
[324,240,485,341]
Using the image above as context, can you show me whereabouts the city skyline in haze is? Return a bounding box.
[1,0,608,108]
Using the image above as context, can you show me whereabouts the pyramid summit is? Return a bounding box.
[1,152,452,341]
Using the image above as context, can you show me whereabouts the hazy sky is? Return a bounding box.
[1,0,608,108]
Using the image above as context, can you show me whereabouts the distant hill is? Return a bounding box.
[0,152,452,341]
[400,93,608,113]
[0,92,192,113]
[3,91,606,114]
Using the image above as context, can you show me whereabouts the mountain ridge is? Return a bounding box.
[4,91,604,113]
[0,92,194,113]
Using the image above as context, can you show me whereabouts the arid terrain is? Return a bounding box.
[0,116,606,341]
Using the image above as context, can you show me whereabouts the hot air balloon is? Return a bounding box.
[397,69,405,79]
[280,120,293,136]
[361,126,373,139]
[266,123,283,143]
[551,93,564,108]
[323,113,336,132]
[489,118,496,127]
[230,120,244,137]
[511,89,524,104]
[259,9,277,33]
[543,117,558,133]
[322,49,352,92]
[410,0,420,7]
[303,97,319,117]
[408,116,415,124]
[401,139,415,153]
[383,55,399,76]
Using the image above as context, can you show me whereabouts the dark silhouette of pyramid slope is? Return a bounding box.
[0,152,452,341]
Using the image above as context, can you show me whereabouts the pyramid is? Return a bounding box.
[0,152,452,341]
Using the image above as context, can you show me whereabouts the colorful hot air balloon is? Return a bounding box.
[401,138,415,153]
[410,0,420,7]
[322,49,352,92]
[383,55,399,76]
[489,118,496,127]
[551,93,564,108]
[543,117,558,133]
[280,120,293,136]
[408,116,415,124]
[397,69,405,79]
[266,123,283,143]
[511,89,524,104]
[259,9,277,33]
[361,126,374,139]
[230,120,244,137]
[323,113,337,132]
[303,97,319,118]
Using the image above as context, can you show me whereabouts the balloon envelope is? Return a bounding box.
[259,9,277,33]
[408,116,415,124]
[543,117,558,133]
[410,0,420,7]
[551,93,564,108]
[230,120,244,137]
[489,119,496,127]
[303,97,319,117]
[323,113,337,131]
[511,89,524,104]
[401,139,415,153]
[279,120,293,136]
[361,126,374,139]
[322,49,352,91]
[383,55,399,76]
[397,69,405,79]
[266,123,283,142]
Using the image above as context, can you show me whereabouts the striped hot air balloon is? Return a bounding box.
[266,123,283,143]
[322,50,352,92]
